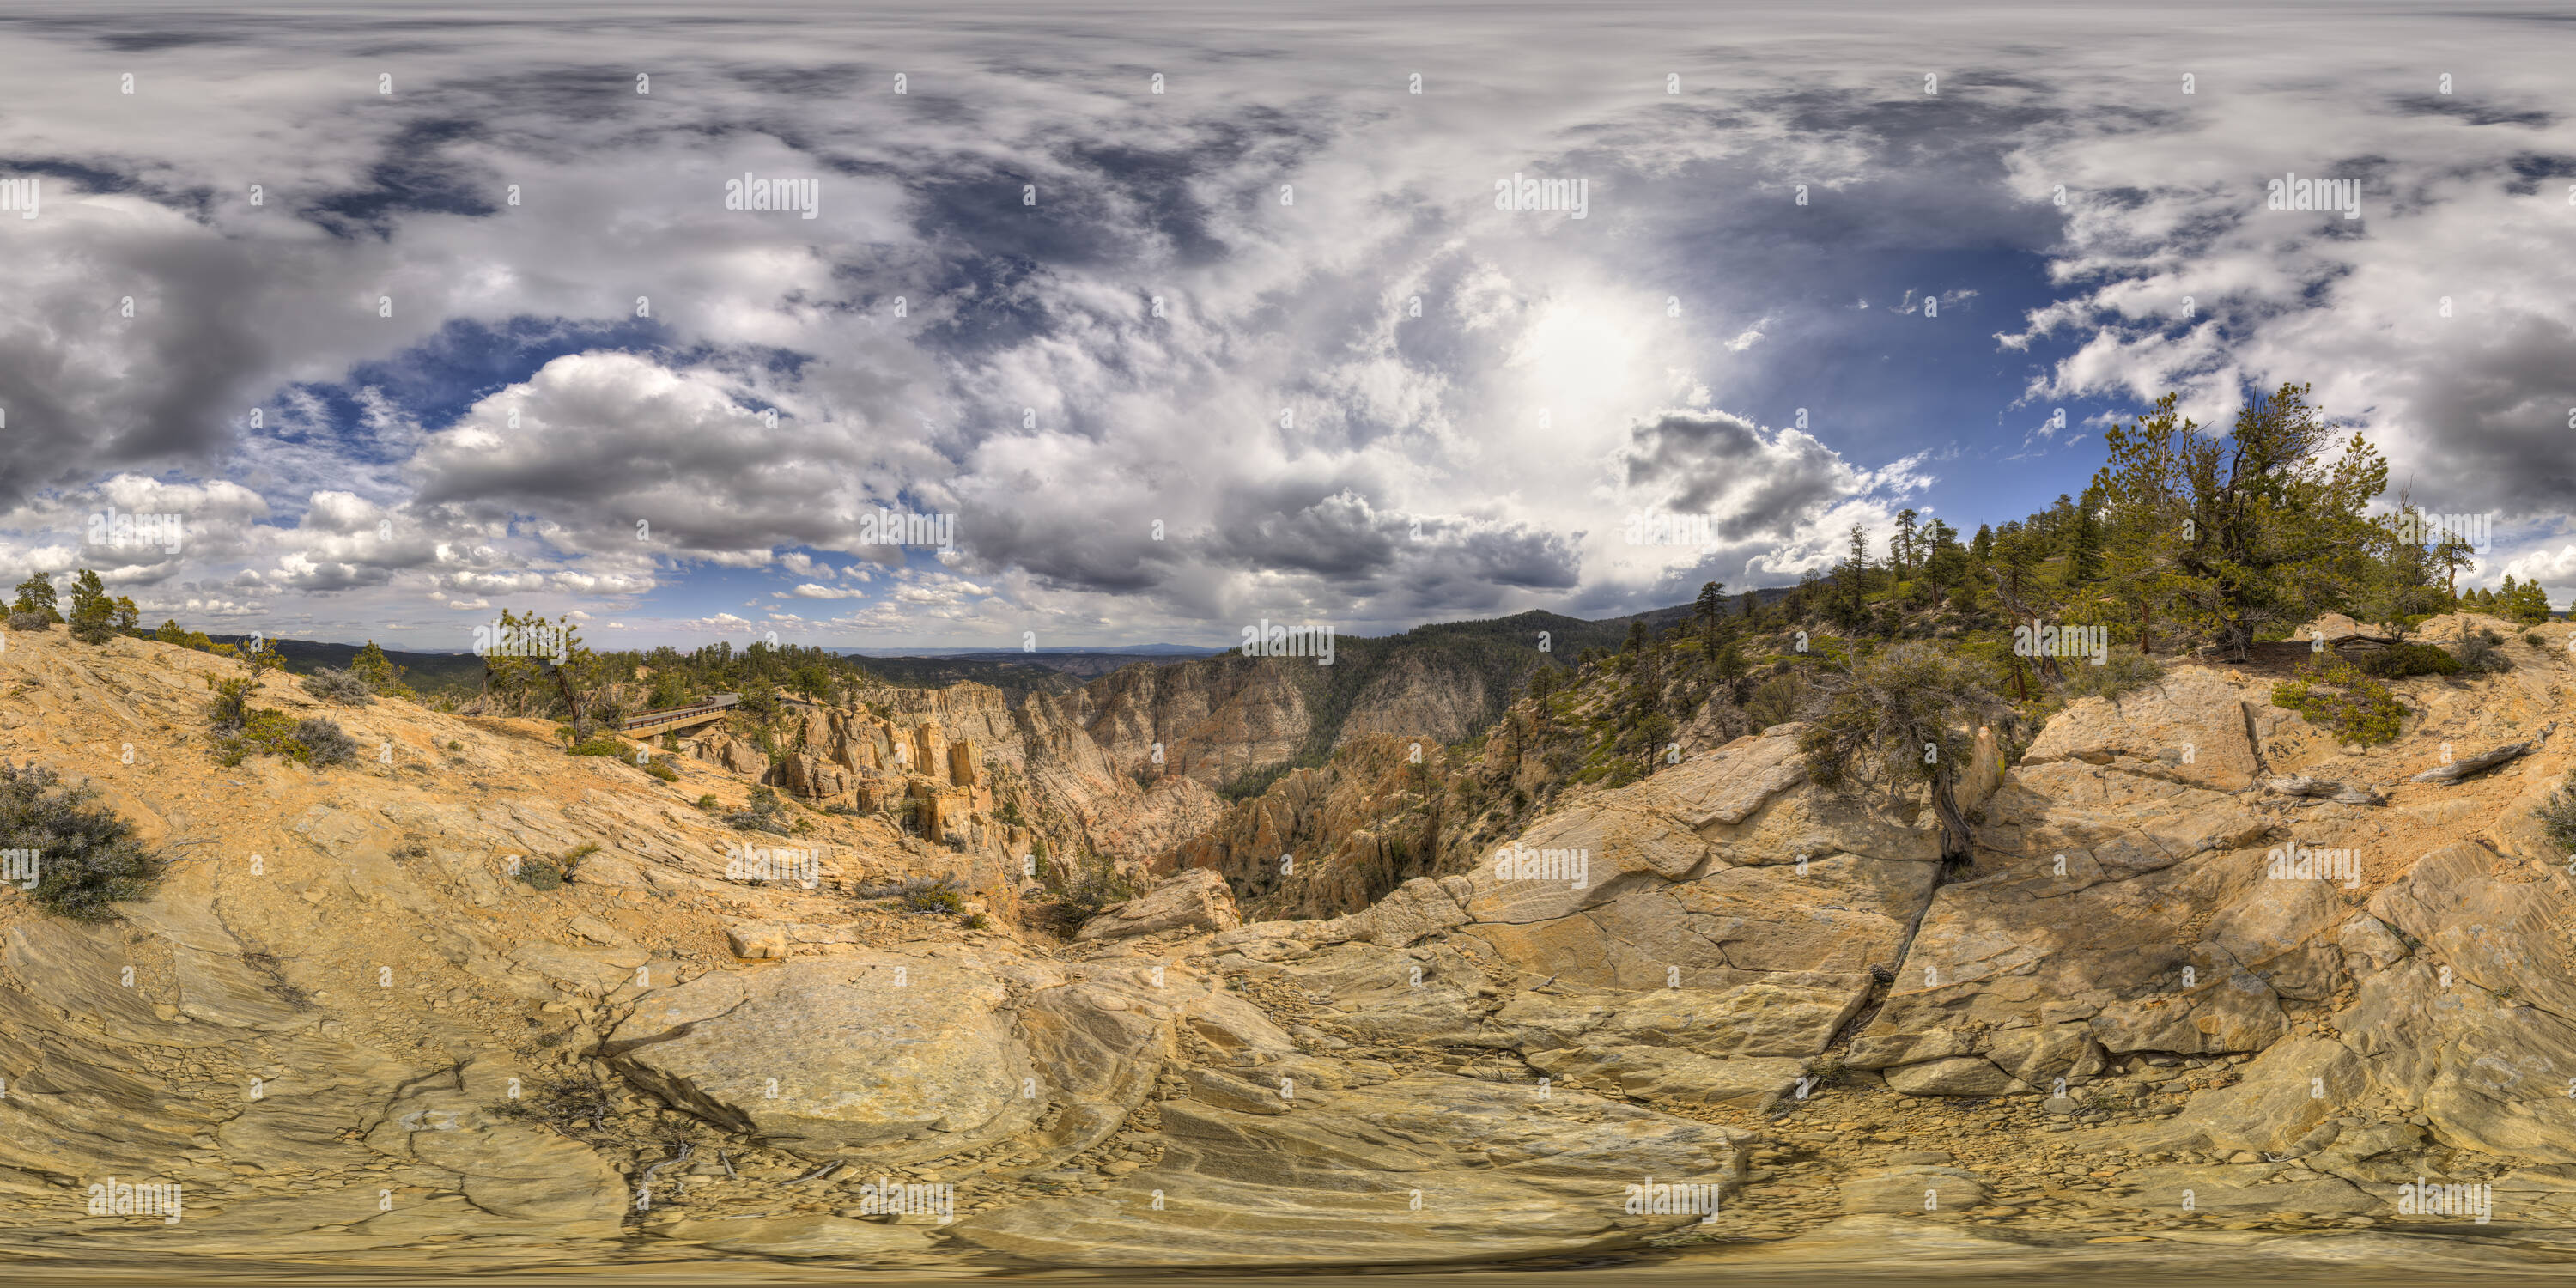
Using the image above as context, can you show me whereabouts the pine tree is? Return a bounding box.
[1694,581,1724,625]
[2097,385,2387,659]
[11,570,62,623]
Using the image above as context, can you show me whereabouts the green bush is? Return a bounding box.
[641,759,679,782]
[2271,661,2405,745]
[513,857,566,890]
[902,877,966,914]
[2349,641,2460,679]
[68,613,116,645]
[3,761,166,921]
[207,679,357,768]
[567,734,627,757]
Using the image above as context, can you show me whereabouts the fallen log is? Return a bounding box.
[2411,737,2540,784]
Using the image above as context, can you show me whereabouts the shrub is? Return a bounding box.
[2537,772,2576,859]
[68,613,116,645]
[2349,641,2460,679]
[447,741,465,751]
[567,734,627,757]
[2055,647,2166,702]
[6,611,50,632]
[1744,672,1810,729]
[1041,852,1136,928]
[2271,661,2405,745]
[2528,631,2547,649]
[206,677,254,732]
[2453,635,2512,674]
[641,759,679,782]
[301,667,375,705]
[725,786,792,835]
[695,793,720,811]
[3,762,165,920]
[293,718,357,767]
[513,857,565,890]
[902,877,966,914]
[485,1075,611,1133]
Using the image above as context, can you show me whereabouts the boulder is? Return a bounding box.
[1078,868,1244,941]
[2021,665,2263,791]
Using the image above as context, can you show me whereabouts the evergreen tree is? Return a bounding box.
[2097,385,2388,659]
[11,570,63,623]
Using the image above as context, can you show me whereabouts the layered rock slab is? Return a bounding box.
[951,1072,1747,1266]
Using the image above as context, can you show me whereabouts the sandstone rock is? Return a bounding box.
[605,953,1037,1158]
[2178,1035,2366,1154]
[2021,665,2263,790]
[1882,1057,2030,1097]
[1078,867,1243,941]
[951,1072,1747,1266]
[1526,1045,1807,1107]
[724,922,787,959]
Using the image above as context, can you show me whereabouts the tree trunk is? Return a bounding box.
[1929,769,1973,860]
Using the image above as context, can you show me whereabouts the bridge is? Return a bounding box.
[620,694,739,738]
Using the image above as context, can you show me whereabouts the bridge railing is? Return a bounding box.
[620,693,739,732]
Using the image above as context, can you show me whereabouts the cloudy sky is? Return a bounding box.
[2,1,2571,650]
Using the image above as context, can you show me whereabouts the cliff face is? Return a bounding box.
[683,683,1223,871]
[1038,655,1314,789]
[1162,734,1447,921]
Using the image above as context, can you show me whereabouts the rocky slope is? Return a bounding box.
[6,617,2576,1274]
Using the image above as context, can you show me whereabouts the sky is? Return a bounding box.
[1,0,2572,650]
